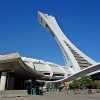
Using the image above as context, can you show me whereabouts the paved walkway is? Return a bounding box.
[0,92,100,100]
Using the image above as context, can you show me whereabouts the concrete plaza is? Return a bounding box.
[0,92,100,100]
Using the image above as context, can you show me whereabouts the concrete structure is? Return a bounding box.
[22,57,66,81]
[0,12,100,90]
[38,12,100,82]
[0,53,71,90]
[38,12,96,72]
[0,53,43,90]
[0,72,7,90]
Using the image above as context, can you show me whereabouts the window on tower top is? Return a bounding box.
[45,23,55,38]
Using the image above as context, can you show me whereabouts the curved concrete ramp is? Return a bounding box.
[66,63,100,81]
[48,63,100,82]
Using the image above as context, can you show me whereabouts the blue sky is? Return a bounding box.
[0,0,100,65]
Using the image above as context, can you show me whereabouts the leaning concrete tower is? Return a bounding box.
[38,12,97,74]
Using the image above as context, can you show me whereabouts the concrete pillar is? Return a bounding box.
[0,72,7,90]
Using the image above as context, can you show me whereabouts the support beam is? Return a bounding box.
[0,72,7,90]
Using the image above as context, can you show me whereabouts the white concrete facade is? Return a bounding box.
[22,57,66,80]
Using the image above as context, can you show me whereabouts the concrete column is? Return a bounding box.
[0,72,7,90]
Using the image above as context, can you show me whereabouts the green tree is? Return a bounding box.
[92,80,100,89]
[70,79,80,89]
[79,76,93,89]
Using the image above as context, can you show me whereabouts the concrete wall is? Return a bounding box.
[0,90,28,98]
